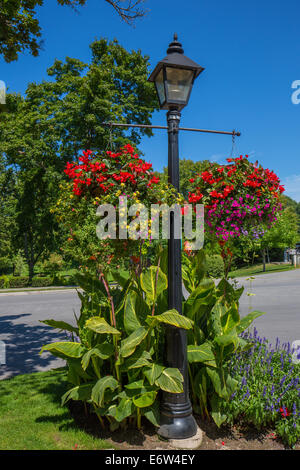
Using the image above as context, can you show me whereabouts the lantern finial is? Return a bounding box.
[167,34,184,54]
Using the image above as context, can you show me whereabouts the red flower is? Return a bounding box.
[280,407,290,418]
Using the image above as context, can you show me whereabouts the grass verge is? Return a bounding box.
[229,263,298,278]
[0,368,116,450]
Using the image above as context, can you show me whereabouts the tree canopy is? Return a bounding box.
[0,38,157,278]
[0,0,147,62]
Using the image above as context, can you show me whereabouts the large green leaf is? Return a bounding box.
[121,349,152,371]
[236,310,265,334]
[81,343,115,370]
[133,391,157,408]
[124,379,145,390]
[210,393,228,428]
[61,383,94,406]
[206,366,228,400]
[206,367,238,401]
[85,317,121,336]
[143,363,164,386]
[221,302,240,334]
[120,327,148,358]
[143,401,160,427]
[148,310,193,330]
[67,358,92,385]
[40,319,79,335]
[91,376,119,407]
[214,330,239,348]
[155,368,183,393]
[187,342,216,367]
[124,290,148,335]
[108,397,134,422]
[140,266,168,305]
[40,342,86,359]
[209,301,226,337]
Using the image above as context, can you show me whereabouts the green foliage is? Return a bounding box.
[13,250,27,276]
[41,265,193,431]
[31,277,53,287]
[181,250,264,426]
[206,254,224,279]
[222,329,300,447]
[160,158,211,200]
[0,38,158,277]
[42,253,65,275]
[0,275,10,289]
[0,1,147,62]
[7,276,30,288]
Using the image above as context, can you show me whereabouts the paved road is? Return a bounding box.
[0,290,81,380]
[0,269,299,379]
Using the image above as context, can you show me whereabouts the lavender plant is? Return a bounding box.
[223,327,300,447]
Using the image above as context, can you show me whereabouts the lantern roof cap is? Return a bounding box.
[148,34,204,82]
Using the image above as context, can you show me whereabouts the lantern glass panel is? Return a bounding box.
[154,69,166,106]
[165,67,194,103]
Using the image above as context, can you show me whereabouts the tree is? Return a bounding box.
[0,38,158,280]
[280,194,300,234]
[0,0,147,62]
[259,206,299,271]
[160,158,211,199]
[0,155,17,273]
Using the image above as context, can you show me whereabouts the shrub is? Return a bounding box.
[0,275,10,288]
[8,276,29,288]
[206,254,224,278]
[222,328,300,447]
[13,250,27,276]
[41,266,192,432]
[42,253,64,275]
[31,277,53,287]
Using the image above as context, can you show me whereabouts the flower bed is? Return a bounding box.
[222,328,300,447]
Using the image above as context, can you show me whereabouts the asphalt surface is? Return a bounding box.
[0,269,299,380]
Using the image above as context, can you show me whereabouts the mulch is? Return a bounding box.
[68,401,298,451]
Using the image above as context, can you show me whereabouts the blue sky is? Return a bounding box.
[1,0,300,200]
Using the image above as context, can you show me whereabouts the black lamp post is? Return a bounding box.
[148,34,204,439]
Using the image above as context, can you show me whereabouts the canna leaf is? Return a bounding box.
[140,266,168,305]
[133,391,157,408]
[124,290,148,335]
[91,376,119,407]
[155,368,183,394]
[148,310,193,330]
[85,317,121,336]
[143,363,164,386]
[61,383,94,406]
[40,341,86,359]
[187,342,216,367]
[40,319,79,335]
[120,327,148,358]
[81,343,115,370]
[236,310,265,334]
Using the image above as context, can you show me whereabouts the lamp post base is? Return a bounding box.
[158,414,198,440]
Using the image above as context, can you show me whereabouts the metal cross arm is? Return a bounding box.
[102,121,241,137]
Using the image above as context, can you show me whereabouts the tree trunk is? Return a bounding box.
[262,248,266,272]
[266,247,270,264]
[24,231,35,282]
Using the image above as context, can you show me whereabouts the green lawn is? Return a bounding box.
[229,263,298,278]
[0,369,116,450]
